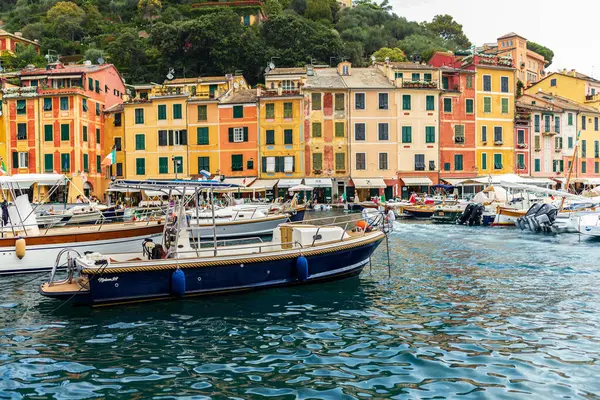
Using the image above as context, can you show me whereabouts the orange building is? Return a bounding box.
[0,29,40,56]
[218,89,258,178]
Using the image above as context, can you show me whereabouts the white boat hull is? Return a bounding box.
[190,216,288,239]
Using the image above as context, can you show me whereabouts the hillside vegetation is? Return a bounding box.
[2,0,475,84]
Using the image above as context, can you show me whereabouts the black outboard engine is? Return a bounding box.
[469,204,484,226]
[458,204,475,225]
[517,203,558,232]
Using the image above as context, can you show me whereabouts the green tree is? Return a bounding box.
[399,34,445,61]
[47,1,86,40]
[424,14,471,49]
[84,48,105,63]
[138,0,162,20]
[527,41,554,67]
[305,0,333,22]
[263,0,283,16]
[371,47,407,62]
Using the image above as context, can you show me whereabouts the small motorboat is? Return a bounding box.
[431,205,466,223]
[402,205,435,219]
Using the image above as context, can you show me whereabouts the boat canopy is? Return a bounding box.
[0,173,67,188]
[352,178,386,189]
[112,179,239,195]
[499,181,592,201]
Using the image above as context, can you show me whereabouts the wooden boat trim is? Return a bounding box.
[497,207,526,218]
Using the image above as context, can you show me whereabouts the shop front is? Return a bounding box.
[350,178,387,202]
[222,177,257,199]
[399,177,433,200]
[304,178,333,203]
[276,179,302,199]
[249,179,279,200]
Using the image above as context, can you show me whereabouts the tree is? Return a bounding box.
[305,0,333,23]
[263,0,283,16]
[138,0,162,20]
[47,2,86,41]
[371,47,407,62]
[84,48,104,63]
[425,14,471,49]
[399,34,445,61]
[527,41,554,67]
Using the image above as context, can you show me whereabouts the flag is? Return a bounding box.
[101,147,116,167]
[0,158,6,175]
[341,192,346,202]
[380,194,386,203]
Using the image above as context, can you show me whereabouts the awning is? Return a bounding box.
[304,178,333,188]
[351,178,387,189]
[222,177,256,187]
[48,75,82,80]
[0,173,67,188]
[20,75,48,80]
[442,178,473,185]
[106,188,141,193]
[400,177,433,186]
[250,179,278,190]
[277,179,302,188]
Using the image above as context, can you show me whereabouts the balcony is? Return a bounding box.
[541,125,558,136]
[585,93,600,102]
[401,80,438,89]
[38,86,86,96]
[517,143,527,149]
[261,88,301,97]
[461,54,514,68]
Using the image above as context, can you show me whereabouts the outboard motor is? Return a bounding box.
[151,244,166,259]
[458,204,475,225]
[533,204,558,232]
[519,204,542,232]
[142,238,155,259]
[469,204,484,226]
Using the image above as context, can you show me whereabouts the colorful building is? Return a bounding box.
[526,70,600,110]
[218,89,258,179]
[102,103,125,192]
[302,65,349,201]
[342,65,397,201]
[259,67,305,197]
[3,62,125,200]
[0,29,40,56]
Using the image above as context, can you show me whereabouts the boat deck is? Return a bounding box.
[1,220,163,239]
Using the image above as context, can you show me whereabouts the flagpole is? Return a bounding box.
[559,130,580,212]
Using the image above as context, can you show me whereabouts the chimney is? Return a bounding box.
[571,69,577,77]
[14,32,22,37]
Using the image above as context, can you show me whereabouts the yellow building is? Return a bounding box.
[302,65,349,200]
[0,87,6,174]
[102,104,125,192]
[466,54,516,175]
[526,69,600,110]
[0,29,40,56]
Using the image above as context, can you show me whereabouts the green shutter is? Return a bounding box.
[312,122,322,138]
[266,103,275,119]
[284,129,293,145]
[425,126,435,143]
[335,122,344,137]
[426,95,434,111]
[402,126,412,143]
[60,124,69,141]
[60,97,69,110]
[481,153,487,170]
[231,154,243,171]
[174,156,183,173]
[61,154,70,172]
[44,154,53,172]
[312,153,323,170]
[443,98,452,113]
[136,158,146,175]
[266,130,275,145]
[135,134,145,150]
[197,105,207,121]
[159,157,168,174]
[233,105,243,118]
[197,127,209,145]
[402,95,411,110]
[43,98,52,111]
[455,155,463,171]
[96,128,101,144]
[198,157,210,173]
[284,102,293,118]
[135,109,144,124]
[44,125,53,141]
[484,97,491,113]
[494,154,503,170]
[83,154,89,172]
[88,77,94,90]
[173,104,182,119]
[97,155,101,173]
[158,105,167,120]
[501,98,509,114]
[17,100,26,114]
[466,99,474,114]
[82,126,88,142]
[335,153,345,170]
[82,99,88,112]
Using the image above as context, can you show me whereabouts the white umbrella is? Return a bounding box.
[289,184,314,192]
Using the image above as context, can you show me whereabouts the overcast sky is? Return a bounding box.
[390,0,595,78]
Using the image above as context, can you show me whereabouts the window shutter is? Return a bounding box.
[228,128,234,142]
[262,157,267,173]
[181,130,187,145]
[243,127,249,142]
[168,130,174,146]
[12,152,18,168]
[292,156,295,172]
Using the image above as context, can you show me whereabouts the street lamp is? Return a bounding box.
[172,156,181,180]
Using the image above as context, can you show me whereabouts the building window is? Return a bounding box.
[568,137,573,149]
[555,136,563,150]
[466,99,474,114]
[16,123,27,140]
[534,114,540,132]
[556,116,561,133]
[229,127,247,143]
[494,154,503,170]
[83,154,89,172]
[44,154,53,172]
[115,163,123,177]
[114,137,122,151]
[355,153,366,170]
[265,103,275,119]
[61,153,70,172]
[198,157,210,173]
[494,126,503,143]
[82,125,88,142]
[550,78,557,87]
[426,126,436,143]
[355,93,365,110]
[394,72,403,80]
[284,129,293,144]
[402,94,411,110]
[402,126,412,143]
[43,98,52,111]
[595,117,599,131]
[424,73,432,82]
[517,129,525,144]
[88,77,93,91]
[60,124,69,141]
[233,105,244,119]
[231,154,244,171]
[197,105,207,121]
[517,153,525,170]
[568,113,573,126]
[335,122,344,137]
[501,98,509,114]
[283,156,293,172]
[379,153,388,170]
[135,134,145,150]
[334,94,345,111]
[136,158,145,175]
[159,157,169,174]
[96,155,101,173]
[266,129,275,145]
[442,76,448,89]
[483,75,491,92]
[158,130,168,146]
[582,161,587,173]
[544,115,551,132]
[44,124,53,142]
[378,93,388,110]
[335,153,345,170]
[157,104,167,120]
[443,162,450,171]
[454,154,463,171]
[378,123,389,140]
[412,73,420,81]
[284,102,293,118]
[134,108,144,124]
[172,156,183,173]
[354,123,365,141]
[197,127,209,145]
[426,95,435,111]
[443,98,452,113]
[95,80,100,93]
[311,93,322,110]
[60,97,69,111]
[16,152,28,169]
[582,140,587,157]
[414,154,425,171]
[312,153,323,170]
[534,135,541,150]
[312,122,322,138]
[265,156,275,173]
[483,97,491,113]
[595,140,599,158]
[481,126,487,142]
[453,125,464,143]
[466,75,473,89]
[596,162,599,174]
[96,128,101,144]
[481,153,487,170]
[501,76,509,93]
[582,115,587,130]
[16,100,26,115]
[82,99,88,112]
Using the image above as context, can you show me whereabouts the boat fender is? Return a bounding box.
[171,269,186,297]
[296,256,309,281]
[15,237,26,259]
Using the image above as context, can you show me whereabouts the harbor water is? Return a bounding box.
[1,213,600,398]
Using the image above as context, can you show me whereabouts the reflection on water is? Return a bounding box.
[1,214,600,399]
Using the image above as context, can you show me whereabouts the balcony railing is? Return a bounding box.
[261,88,301,97]
[586,93,600,102]
[401,80,438,89]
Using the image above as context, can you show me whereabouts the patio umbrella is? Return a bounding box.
[288,184,314,192]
